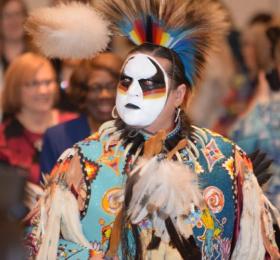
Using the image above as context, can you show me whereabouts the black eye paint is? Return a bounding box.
[120,73,133,89]
[138,58,166,95]
[118,56,166,97]
[119,56,134,90]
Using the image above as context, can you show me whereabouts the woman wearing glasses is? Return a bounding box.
[40,52,122,175]
[0,52,76,183]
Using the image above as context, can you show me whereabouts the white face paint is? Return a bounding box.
[116,53,169,127]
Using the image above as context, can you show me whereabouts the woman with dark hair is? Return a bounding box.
[24,1,279,259]
[0,0,30,89]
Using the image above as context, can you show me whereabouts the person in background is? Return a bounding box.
[212,12,274,136]
[0,52,76,184]
[241,14,273,85]
[188,1,236,130]
[40,52,122,175]
[0,0,29,90]
[230,25,280,209]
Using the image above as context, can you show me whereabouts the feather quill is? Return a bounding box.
[25,2,110,59]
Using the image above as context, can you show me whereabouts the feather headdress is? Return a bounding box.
[25,2,110,59]
[97,0,229,86]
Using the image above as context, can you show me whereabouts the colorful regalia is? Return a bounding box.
[24,0,280,259]
[25,119,280,259]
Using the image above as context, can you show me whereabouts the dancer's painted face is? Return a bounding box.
[116,53,169,127]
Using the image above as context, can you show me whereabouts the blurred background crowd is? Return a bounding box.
[0,0,280,258]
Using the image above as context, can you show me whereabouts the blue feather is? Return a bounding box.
[118,15,197,85]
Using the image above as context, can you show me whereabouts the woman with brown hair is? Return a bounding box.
[0,52,76,184]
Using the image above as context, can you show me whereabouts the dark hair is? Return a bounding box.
[129,43,191,90]
[266,26,280,92]
[66,61,91,112]
[67,61,119,113]
[249,12,273,26]
[267,26,280,60]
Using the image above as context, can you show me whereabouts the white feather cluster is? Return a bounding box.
[25,2,111,59]
[128,157,204,242]
[231,174,266,259]
[36,183,92,259]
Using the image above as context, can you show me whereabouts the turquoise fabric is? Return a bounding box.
[186,130,236,259]
[27,127,244,259]
[60,134,126,258]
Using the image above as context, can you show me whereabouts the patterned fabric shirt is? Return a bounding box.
[230,96,280,208]
[24,125,255,259]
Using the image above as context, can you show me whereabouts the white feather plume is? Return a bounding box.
[36,185,64,260]
[36,183,92,260]
[25,2,111,59]
[128,157,204,242]
[231,173,266,260]
[60,188,92,248]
